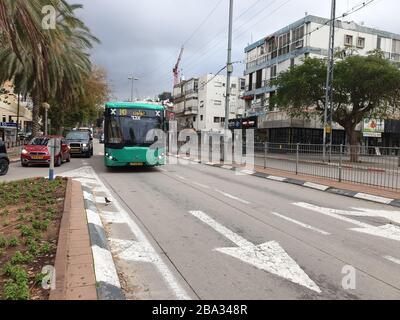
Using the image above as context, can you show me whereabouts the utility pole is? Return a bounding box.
[323,0,336,161]
[16,93,20,140]
[225,0,234,130]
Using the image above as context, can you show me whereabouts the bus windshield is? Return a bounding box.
[106,116,162,147]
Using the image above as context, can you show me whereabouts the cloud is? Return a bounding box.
[75,0,400,100]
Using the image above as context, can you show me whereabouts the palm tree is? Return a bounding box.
[0,0,98,136]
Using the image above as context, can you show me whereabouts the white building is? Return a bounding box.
[243,15,400,144]
[172,74,245,132]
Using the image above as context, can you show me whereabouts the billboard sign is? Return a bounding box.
[363,119,384,138]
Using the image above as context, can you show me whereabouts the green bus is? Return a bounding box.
[103,102,166,167]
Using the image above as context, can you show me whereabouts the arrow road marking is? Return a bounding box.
[189,210,321,293]
[294,202,400,242]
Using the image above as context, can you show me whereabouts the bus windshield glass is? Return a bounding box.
[106,116,162,147]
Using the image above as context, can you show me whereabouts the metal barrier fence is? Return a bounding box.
[255,143,400,190]
[174,138,400,190]
[5,140,26,149]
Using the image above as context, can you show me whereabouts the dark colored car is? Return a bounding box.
[66,131,93,158]
[0,140,9,176]
[21,136,71,167]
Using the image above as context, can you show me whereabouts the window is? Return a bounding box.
[214,100,222,106]
[392,39,400,54]
[231,83,237,89]
[256,69,262,89]
[214,117,220,123]
[357,37,365,49]
[193,116,196,122]
[248,73,253,90]
[270,65,277,79]
[200,115,203,121]
[214,81,223,87]
[345,35,353,46]
[278,32,290,56]
[240,79,246,90]
[292,25,304,49]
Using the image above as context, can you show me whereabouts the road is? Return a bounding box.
[2,141,400,300]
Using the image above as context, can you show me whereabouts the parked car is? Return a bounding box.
[0,140,9,176]
[65,130,93,158]
[21,136,71,167]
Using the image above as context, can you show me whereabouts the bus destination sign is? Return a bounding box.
[107,108,163,118]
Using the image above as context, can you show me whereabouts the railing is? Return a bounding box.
[5,140,26,149]
[254,143,400,190]
[172,139,400,190]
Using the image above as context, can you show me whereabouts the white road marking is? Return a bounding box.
[270,212,331,236]
[158,168,168,172]
[175,175,187,180]
[95,196,106,204]
[267,176,287,182]
[384,255,400,265]
[63,166,190,300]
[83,190,94,202]
[189,210,321,293]
[215,189,251,205]
[294,202,400,242]
[192,182,211,189]
[303,182,329,191]
[354,193,394,205]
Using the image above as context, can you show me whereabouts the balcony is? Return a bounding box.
[184,107,198,116]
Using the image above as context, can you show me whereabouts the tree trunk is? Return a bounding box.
[346,127,360,163]
[31,94,41,137]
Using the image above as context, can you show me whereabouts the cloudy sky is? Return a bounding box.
[75,0,399,100]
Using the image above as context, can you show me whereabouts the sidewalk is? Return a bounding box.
[251,164,400,201]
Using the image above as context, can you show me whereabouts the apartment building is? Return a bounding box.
[0,81,33,142]
[172,74,245,132]
[243,15,400,145]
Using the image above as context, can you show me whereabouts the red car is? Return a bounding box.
[21,136,71,167]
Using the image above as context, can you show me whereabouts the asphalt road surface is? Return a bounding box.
[3,141,400,300]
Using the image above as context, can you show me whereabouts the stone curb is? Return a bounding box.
[50,178,97,300]
[81,186,125,300]
[172,154,400,209]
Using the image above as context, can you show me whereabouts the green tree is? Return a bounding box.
[0,0,98,136]
[272,52,400,161]
[50,67,110,132]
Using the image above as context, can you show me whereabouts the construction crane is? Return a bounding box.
[173,46,184,86]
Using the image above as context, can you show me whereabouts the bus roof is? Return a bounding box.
[105,102,165,110]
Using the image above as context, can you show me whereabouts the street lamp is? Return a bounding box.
[128,76,139,102]
[42,102,50,135]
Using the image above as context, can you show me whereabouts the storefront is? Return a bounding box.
[0,122,17,142]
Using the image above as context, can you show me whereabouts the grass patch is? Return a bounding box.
[0,177,67,300]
